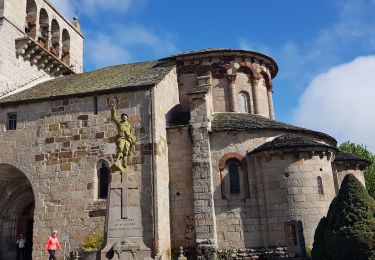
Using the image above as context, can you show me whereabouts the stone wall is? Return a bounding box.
[152,68,179,258]
[209,131,337,250]
[212,77,230,112]
[332,162,366,193]
[0,90,153,260]
[178,72,196,110]
[0,19,53,96]
[176,54,275,118]
[235,71,254,113]
[167,126,195,249]
[253,151,336,247]
[4,0,83,71]
[189,90,218,258]
[0,0,83,96]
[254,76,270,117]
[210,131,281,249]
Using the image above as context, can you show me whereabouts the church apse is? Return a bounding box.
[174,49,277,118]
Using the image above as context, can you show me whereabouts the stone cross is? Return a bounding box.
[110,173,138,219]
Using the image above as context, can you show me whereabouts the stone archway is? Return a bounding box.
[0,164,35,260]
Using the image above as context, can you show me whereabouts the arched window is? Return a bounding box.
[25,0,37,39]
[211,67,227,79]
[317,176,324,194]
[229,161,240,193]
[237,66,252,76]
[50,20,60,57]
[97,161,109,199]
[239,91,250,113]
[38,9,49,49]
[219,152,250,199]
[62,29,70,66]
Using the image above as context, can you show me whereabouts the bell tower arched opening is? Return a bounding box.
[50,19,60,57]
[0,164,35,260]
[62,29,70,66]
[38,8,49,49]
[25,0,37,39]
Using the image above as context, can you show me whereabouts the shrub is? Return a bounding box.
[311,174,375,260]
[81,232,105,252]
[311,217,328,260]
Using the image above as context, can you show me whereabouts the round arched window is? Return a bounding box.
[239,92,250,113]
[229,162,240,193]
[97,162,109,199]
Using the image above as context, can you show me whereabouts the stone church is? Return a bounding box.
[0,0,370,259]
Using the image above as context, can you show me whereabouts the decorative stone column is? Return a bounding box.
[252,78,262,114]
[188,88,217,260]
[267,88,275,119]
[227,74,237,112]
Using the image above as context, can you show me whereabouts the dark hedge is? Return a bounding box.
[312,174,375,260]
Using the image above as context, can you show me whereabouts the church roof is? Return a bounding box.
[250,134,337,154]
[211,112,337,145]
[165,48,278,77]
[0,60,175,105]
[334,151,371,164]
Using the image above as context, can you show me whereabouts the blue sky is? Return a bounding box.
[53,0,375,152]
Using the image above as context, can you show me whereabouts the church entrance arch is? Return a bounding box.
[0,164,35,260]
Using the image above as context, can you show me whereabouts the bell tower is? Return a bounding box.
[0,0,83,97]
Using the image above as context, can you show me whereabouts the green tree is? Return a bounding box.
[311,174,375,260]
[311,217,328,260]
[339,141,375,198]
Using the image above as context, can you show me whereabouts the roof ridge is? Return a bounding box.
[0,60,174,105]
[211,112,337,145]
[250,133,337,154]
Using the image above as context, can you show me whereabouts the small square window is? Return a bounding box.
[7,113,17,130]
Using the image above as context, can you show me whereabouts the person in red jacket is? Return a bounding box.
[44,230,62,260]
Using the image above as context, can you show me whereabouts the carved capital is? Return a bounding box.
[227,74,237,84]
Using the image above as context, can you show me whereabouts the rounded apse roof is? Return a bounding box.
[164,48,279,78]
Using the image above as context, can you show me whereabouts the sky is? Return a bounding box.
[52,0,375,152]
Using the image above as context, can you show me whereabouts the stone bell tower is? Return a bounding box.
[0,0,83,97]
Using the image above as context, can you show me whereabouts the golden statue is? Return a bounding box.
[110,103,136,173]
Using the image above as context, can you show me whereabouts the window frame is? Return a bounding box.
[239,91,250,113]
[7,112,17,130]
[97,161,110,199]
[317,176,324,195]
[228,161,241,193]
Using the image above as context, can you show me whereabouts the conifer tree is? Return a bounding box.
[312,174,375,260]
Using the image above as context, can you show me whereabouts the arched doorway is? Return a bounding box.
[0,164,35,260]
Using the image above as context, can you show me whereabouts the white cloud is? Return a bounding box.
[50,0,176,69]
[293,56,375,152]
[114,24,176,56]
[51,0,146,18]
[238,0,375,88]
[84,25,176,69]
[85,34,131,68]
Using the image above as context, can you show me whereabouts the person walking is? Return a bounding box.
[16,233,26,260]
[44,230,62,260]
